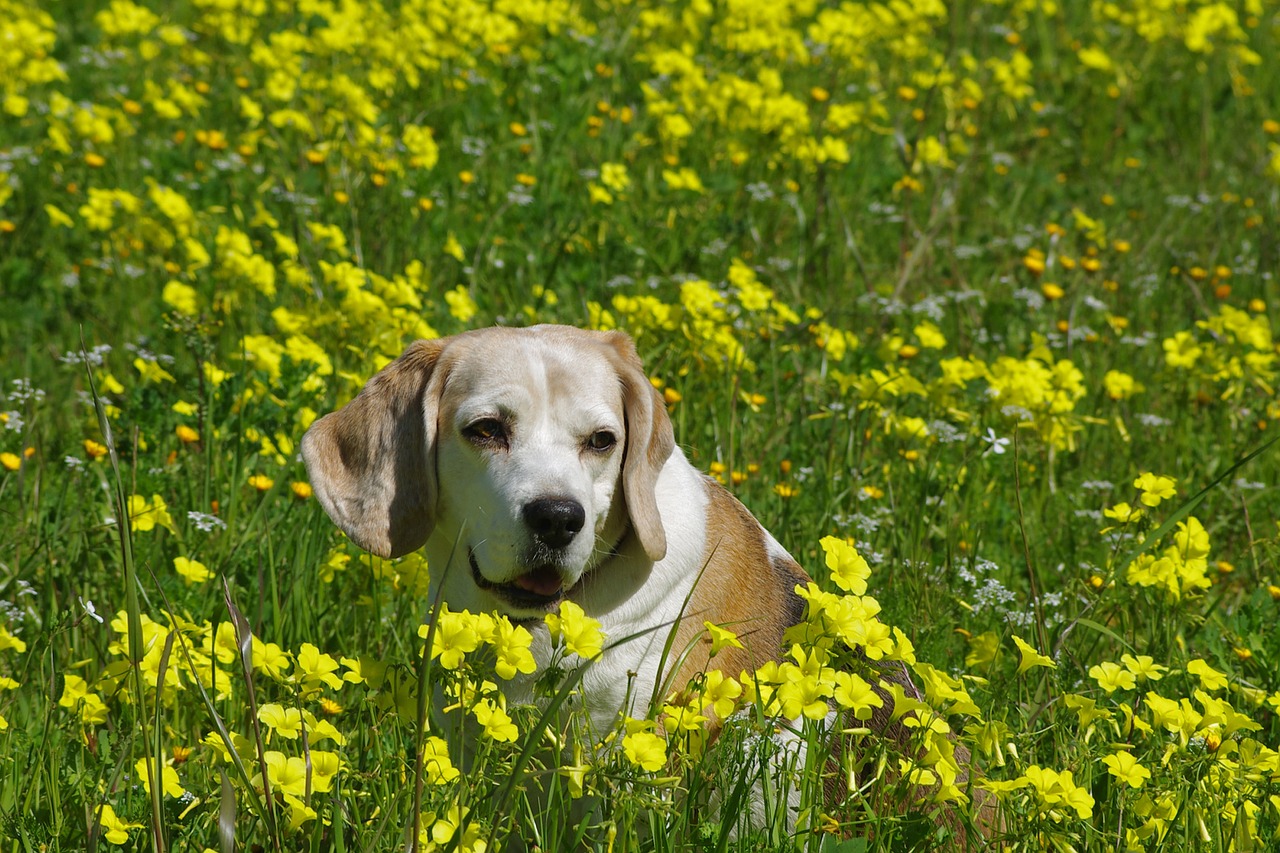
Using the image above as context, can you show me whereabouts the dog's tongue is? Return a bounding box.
[513,566,562,597]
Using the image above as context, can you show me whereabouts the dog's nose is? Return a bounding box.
[523,498,586,549]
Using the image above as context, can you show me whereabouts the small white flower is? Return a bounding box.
[79,596,104,624]
[983,428,1010,455]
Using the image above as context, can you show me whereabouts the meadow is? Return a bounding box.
[1,0,1279,849]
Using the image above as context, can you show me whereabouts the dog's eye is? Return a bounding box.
[586,430,617,452]
[464,418,507,446]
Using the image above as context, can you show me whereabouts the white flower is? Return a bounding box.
[79,597,104,624]
[983,428,1010,455]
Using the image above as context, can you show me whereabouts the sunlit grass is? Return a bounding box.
[1,0,1278,850]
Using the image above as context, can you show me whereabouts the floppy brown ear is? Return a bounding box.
[301,339,447,558]
[602,331,675,561]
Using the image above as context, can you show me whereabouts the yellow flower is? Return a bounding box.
[162,280,199,315]
[1173,517,1210,560]
[0,453,19,472]
[96,804,143,845]
[1062,693,1110,728]
[914,321,947,349]
[819,536,869,595]
[127,494,175,533]
[473,698,518,742]
[443,232,465,262]
[290,481,313,500]
[1024,765,1094,819]
[263,751,309,797]
[545,601,605,660]
[1143,691,1186,734]
[587,183,613,205]
[252,638,292,680]
[422,607,482,670]
[1134,472,1176,507]
[776,665,831,721]
[1120,654,1167,682]
[832,671,883,720]
[133,757,185,798]
[1187,658,1229,691]
[80,694,109,725]
[660,113,692,140]
[0,625,27,653]
[296,643,344,693]
[134,357,176,384]
[622,731,667,772]
[444,285,478,322]
[662,167,704,192]
[173,556,211,584]
[1012,635,1056,675]
[703,622,744,656]
[203,361,228,386]
[2,92,27,117]
[175,424,199,444]
[1103,502,1143,523]
[700,670,742,719]
[1089,660,1136,693]
[1103,370,1143,400]
[600,162,630,192]
[401,124,439,169]
[1077,45,1113,71]
[45,204,75,228]
[421,736,460,784]
[964,631,1000,667]
[248,474,274,492]
[491,617,536,679]
[1162,331,1202,368]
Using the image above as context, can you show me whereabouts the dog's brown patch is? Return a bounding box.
[666,475,810,702]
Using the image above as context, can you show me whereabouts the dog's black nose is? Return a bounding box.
[523,498,586,549]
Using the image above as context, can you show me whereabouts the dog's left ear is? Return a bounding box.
[301,339,447,559]
[602,331,675,561]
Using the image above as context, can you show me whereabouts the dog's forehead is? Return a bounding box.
[442,328,623,418]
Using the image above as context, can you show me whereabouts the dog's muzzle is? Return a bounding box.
[469,549,565,611]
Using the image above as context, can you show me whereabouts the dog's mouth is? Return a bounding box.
[469,549,566,611]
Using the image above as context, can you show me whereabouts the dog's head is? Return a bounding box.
[301,325,675,618]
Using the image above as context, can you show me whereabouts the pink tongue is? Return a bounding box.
[513,567,562,597]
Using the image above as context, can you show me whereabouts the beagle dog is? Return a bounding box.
[303,325,995,842]
[301,324,810,730]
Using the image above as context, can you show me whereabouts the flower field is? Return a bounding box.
[2,0,1280,849]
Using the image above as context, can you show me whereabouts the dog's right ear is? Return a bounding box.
[301,339,446,558]
[601,330,675,562]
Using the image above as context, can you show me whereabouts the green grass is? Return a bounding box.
[1,0,1279,850]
